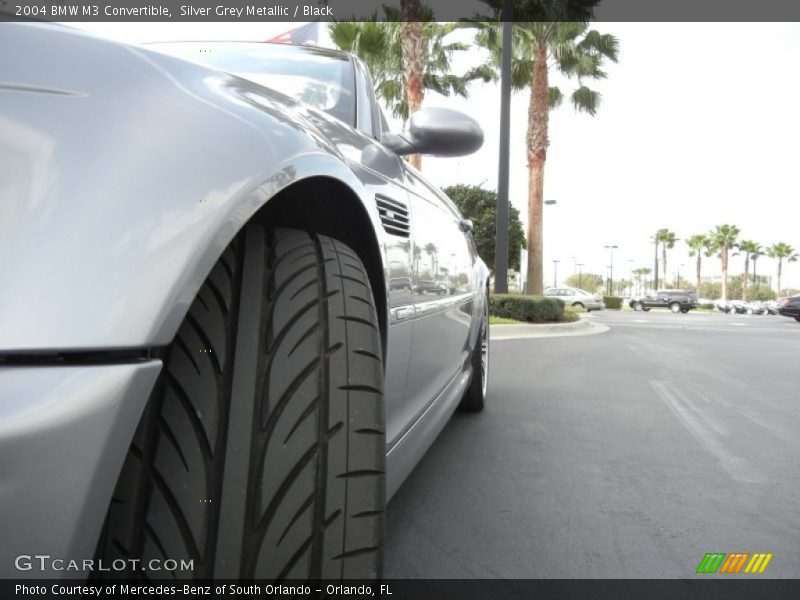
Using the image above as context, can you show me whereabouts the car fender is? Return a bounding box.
[0,23,386,352]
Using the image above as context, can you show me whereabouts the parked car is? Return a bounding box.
[543,287,605,311]
[714,299,736,313]
[415,280,449,295]
[629,289,698,313]
[729,300,766,315]
[764,300,780,315]
[0,25,490,580]
[777,295,800,321]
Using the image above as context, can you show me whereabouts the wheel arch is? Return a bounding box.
[249,176,388,358]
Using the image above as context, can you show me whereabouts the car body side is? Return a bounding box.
[0,24,488,576]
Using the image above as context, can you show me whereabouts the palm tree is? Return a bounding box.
[632,267,651,295]
[400,0,423,169]
[685,234,708,291]
[707,225,740,302]
[656,229,678,287]
[767,242,798,295]
[424,242,439,280]
[750,245,765,293]
[737,240,762,300]
[475,21,619,295]
[329,17,491,170]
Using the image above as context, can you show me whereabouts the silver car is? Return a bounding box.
[0,25,489,581]
[544,287,605,311]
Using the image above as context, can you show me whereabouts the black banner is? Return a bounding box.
[3,0,800,22]
[3,579,800,600]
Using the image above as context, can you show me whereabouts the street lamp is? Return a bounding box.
[493,0,514,294]
[576,263,584,290]
[604,245,618,295]
[676,263,684,289]
[553,259,560,287]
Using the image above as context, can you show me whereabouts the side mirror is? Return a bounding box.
[381,108,484,157]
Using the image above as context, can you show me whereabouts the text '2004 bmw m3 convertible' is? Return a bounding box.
[0,24,489,580]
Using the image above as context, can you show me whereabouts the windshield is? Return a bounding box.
[150,42,354,125]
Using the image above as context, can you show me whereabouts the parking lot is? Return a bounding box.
[384,310,800,578]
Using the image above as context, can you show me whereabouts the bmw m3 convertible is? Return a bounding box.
[0,24,489,580]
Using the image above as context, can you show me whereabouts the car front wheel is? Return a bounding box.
[459,288,489,412]
[670,302,681,313]
[96,226,385,580]
[795,315,800,322]
[572,302,585,310]
[633,302,643,311]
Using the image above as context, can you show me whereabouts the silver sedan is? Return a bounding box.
[544,287,605,311]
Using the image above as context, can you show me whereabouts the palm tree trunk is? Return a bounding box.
[401,0,424,170]
[721,246,729,301]
[662,244,667,289]
[742,257,749,300]
[696,253,701,291]
[525,42,549,295]
[777,259,783,294]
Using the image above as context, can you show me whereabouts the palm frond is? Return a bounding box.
[571,85,600,115]
[549,86,564,108]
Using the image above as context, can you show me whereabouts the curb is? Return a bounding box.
[490,316,609,340]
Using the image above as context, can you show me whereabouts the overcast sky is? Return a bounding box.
[70,21,800,289]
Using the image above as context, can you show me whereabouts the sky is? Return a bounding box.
[69,21,800,290]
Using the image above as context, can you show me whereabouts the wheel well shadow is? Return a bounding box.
[251,176,388,359]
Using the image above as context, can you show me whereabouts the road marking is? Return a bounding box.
[633,319,650,323]
[730,323,748,326]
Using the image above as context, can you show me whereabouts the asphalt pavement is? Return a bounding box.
[384,310,800,578]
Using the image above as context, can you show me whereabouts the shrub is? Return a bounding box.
[490,294,564,323]
[603,295,623,310]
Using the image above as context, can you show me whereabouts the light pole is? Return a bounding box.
[553,259,560,287]
[653,230,662,291]
[676,264,684,289]
[493,0,513,294]
[604,245,618,295]
[576,263,584,290]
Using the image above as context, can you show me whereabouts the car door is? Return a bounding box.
[350,60,414,448]
[403,169,475,426]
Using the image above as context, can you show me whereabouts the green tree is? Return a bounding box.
[655,229,678,287]
[737,240,762,300]
[565,272,603,293]
[707,225,740,301]
[698,281,721,300]
[474,20,619,295]
[443,184,525,271]
[767,242,798,295]
[329,16,491,169]
[685,234,709,291]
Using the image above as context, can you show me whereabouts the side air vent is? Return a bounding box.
[376,195,410,237]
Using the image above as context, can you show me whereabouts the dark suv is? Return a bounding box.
[629,289,698,313]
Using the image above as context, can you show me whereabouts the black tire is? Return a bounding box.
[572,302,585,310]
[794,315,800,322]
[459,290,488,412]
[633,302,643,311]
[96,226,385,580]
